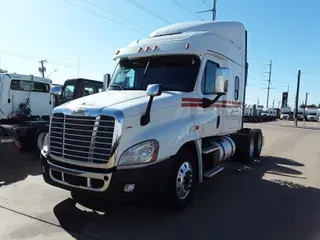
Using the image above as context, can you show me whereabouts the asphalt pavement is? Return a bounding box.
[0,121,319,240]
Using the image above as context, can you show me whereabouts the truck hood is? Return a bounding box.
[57,90,184,118]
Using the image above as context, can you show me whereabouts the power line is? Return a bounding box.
[64,0,148,36]
[197,0,217,21]
[301,72,320,77]
[124,0,172,25]
[172,0,203,21]
[80,0,150,32]
[0,50,77,68]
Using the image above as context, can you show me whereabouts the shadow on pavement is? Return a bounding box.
[53,155,320,240]
[0,145,41,187]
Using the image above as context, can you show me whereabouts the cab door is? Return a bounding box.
[190,54,225,138]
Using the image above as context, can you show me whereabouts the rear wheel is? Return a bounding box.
[165,148,197,211]
[253,129,263,157]
[232,129,256,164]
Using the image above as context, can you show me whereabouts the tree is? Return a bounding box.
[0,68,8,73]
[300,104,318,108]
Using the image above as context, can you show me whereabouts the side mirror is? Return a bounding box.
[103,73,111,91]
[214,67,229,95]
[141,84,163,126]
[50,85,62,96]
[146,84,163,97]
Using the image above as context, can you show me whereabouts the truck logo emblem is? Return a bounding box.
[72,109,86,115]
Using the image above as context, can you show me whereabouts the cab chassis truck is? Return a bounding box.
[41,21,264,211]
[0,73,54,152]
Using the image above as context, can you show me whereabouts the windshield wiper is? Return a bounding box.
[109,84,125,90]
[139,59,151,89]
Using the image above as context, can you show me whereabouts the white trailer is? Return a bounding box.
[41,21,264,210]
[0,73,54,151]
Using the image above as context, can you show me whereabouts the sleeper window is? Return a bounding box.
[234,76,239,100]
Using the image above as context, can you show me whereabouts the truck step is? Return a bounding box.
[203,165,224,178]
[202,146,220,154]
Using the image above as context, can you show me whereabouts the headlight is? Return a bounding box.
[42,133,49,153]
[118,140,159,166]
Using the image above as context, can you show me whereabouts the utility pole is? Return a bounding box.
[38,59,47,78]
[294,70,301,127]
[303,92,309,120]
[262,60,272,109]
[257,97,260,106]
[196,0,217,20]
[272,99,275,108]
[305,92,309,107]
[77,58,81,77]
[278,101,281,108]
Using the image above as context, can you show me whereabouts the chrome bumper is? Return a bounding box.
[48,160,112,192]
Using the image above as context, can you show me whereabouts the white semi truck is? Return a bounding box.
[41,21,264,210]
[0,73,54,151]
[305,108,318,121]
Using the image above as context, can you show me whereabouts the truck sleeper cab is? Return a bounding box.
[41,21,264,210]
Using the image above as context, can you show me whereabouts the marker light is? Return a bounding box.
[185,43,190,49]
[115,50,120,55]
[138,47,142,52]
[145,46,150,51]
[153,45,158,51]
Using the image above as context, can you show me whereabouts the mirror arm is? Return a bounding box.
[202,93,224,108]
[140,96,154,126]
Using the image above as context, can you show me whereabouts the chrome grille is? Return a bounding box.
[49,113,115,164]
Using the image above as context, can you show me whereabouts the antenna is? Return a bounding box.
[197,0,217,21]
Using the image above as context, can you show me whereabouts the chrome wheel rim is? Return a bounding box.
[37,132,47,151]
[176,161,193,200]
[249,137,255,157]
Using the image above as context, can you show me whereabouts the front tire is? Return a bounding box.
[166,148,197,211]
[33,125,48,153]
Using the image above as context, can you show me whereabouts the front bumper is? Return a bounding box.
[40,153,173,202]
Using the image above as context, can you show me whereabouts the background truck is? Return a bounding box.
[305,108,318,121]
[51,78,104,107]
[40,20,264,211]
[0,73,54,152]
[280,107,292,120]
[243,104,264,122]
[293,108,305,121]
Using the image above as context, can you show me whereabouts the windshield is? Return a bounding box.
[282,112,289,115]
[308,113,317,116]
[109,55,200,92]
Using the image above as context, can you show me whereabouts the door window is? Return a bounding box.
[84,86,94,96]
[202,61,218,95]
[62,85,75,98]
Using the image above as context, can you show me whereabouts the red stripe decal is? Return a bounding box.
[181,98,241,107]
[182,98,202,102]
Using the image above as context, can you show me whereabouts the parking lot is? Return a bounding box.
[0,121,319,240]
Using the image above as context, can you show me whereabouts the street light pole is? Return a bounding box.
[47,69,57,78]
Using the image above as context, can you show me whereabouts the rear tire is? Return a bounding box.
[165,148,197,211]
[232,129,256,164]
[252,129,263,157]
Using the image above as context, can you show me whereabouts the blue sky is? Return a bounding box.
[1,0,319,108]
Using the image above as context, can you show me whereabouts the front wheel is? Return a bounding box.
[165,148,197,211]
[33,125,48,153]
